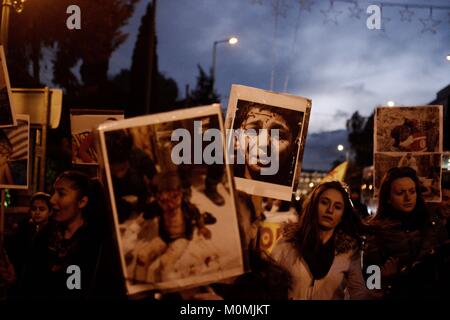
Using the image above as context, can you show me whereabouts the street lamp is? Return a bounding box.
[212,36,238,91]
[446,54,450,61]
[337,144,349,162]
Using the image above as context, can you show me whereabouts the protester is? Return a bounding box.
[8,192,52,282]
[20,171,124,299]
[271,181,369,299]
[363,166,448,299]
[350,190,369,220]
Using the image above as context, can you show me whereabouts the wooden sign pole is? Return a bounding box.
[0,189,5,242]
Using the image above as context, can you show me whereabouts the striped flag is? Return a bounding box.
[5,119,28,161]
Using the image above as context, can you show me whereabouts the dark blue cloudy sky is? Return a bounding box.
[110,0,450,133]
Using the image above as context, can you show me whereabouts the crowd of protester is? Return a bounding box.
[0,164,448,300]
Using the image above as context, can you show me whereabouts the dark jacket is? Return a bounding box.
[363,209,448,298]
[19,221,125,300]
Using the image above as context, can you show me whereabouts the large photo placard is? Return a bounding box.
[375,106,442,153]
[98,105,245,295]
[374,105,443,202]
[225,84,311,201]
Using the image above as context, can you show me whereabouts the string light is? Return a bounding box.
[380,5,391,33]
[419,7,441,34]
[320,0,343,25]
[399,5,414,23]
[348,1,364,19]
[298,0,314,13]
[250,0,450,34]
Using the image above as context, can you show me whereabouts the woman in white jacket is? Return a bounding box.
[272,181,370,300]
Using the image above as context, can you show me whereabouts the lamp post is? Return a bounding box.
[1,0,26,54]
[212,36,238,92]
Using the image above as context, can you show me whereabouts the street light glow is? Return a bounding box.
[446,54,450,61]
[387,101,395,107]
[337,144,344,151]
[228,37,238,45]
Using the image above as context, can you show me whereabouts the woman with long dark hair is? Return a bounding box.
[20,171,124,299]
[363,166,447,298]
[272,181,369,299]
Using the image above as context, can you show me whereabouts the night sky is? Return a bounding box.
[110,0,450,134]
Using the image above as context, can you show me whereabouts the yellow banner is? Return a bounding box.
[322,161,348,182]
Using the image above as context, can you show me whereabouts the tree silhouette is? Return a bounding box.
[183,65,220,107]
[129,2,178,116]
[345,111,374,190]
[7,0,138,93]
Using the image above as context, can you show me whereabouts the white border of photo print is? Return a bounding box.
[0,45,17,128]
[98,104,245,296]
[225,84,311,201]
[0,114,30,189]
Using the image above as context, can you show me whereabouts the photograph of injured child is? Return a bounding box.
[99,105,245,295]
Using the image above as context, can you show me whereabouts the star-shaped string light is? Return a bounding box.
[399,6,414,22]
[420,7,441,34]
[298,0,314,13]
[271,0,292,18]
[320,0,343,25]
[348,1,364,19]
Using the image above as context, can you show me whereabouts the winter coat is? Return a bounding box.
[271,233,370,300]
[362,209,448,299]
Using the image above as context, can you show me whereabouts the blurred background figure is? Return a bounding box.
[106,129,157,223]
[7,192,52,292]
[350,190,369,220]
